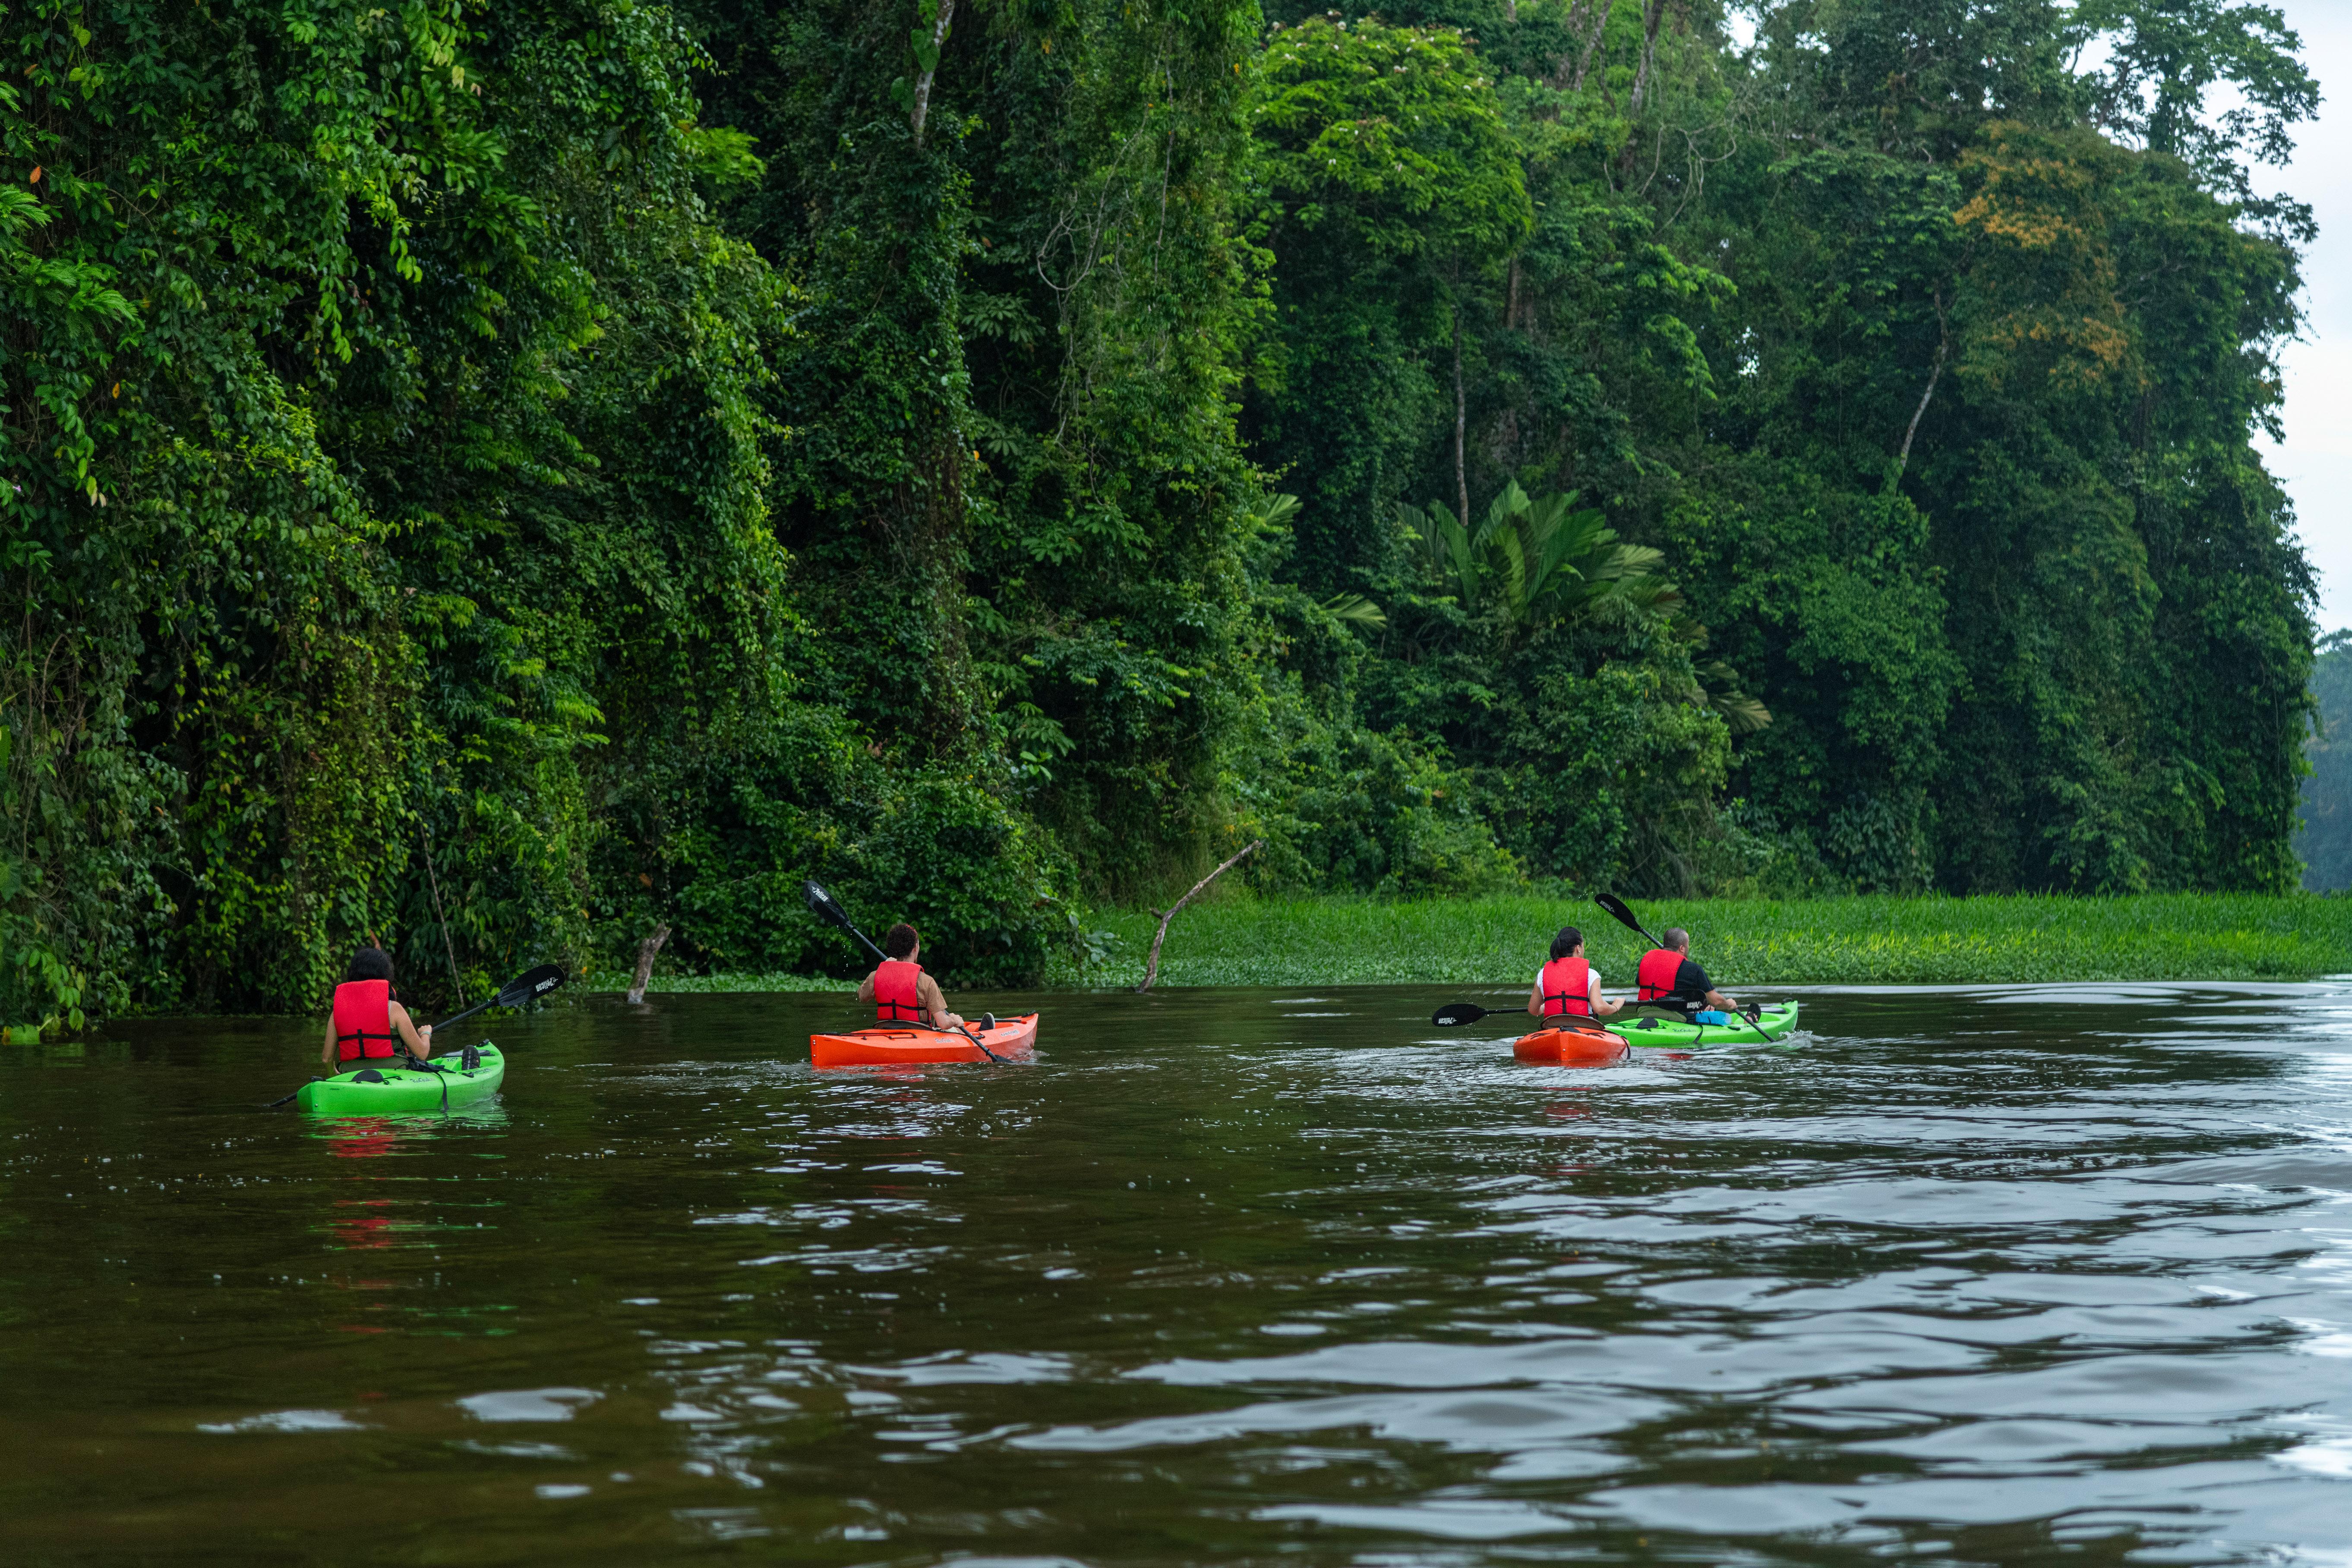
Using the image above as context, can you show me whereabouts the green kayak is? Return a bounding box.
[1606,1002,1802,1049]
[297,1044,505,1114]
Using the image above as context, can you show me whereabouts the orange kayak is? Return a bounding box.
[1512,1026,1629,1066]
[809,1013,1040,1068]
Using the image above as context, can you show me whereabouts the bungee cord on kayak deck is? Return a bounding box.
[267,964,567,1112]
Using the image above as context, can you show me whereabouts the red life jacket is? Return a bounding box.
[1537,955,1592,1019]
[873,959,925,1022]
[1637,948,1686,1002]
[332,979,398,1063]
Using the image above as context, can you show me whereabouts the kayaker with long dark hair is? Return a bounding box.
[1528,926,1622,1023]
[856,923,966,1032]
[321,947,433,1070]
[1635,927,1742,1022]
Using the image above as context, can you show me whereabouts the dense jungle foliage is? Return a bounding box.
[2299,628,2352,890]
[0,0,2324,1022]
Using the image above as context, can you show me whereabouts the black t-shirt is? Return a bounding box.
[1669,958,1712,1001]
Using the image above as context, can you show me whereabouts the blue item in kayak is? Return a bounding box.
[1693,1010,1730,1025]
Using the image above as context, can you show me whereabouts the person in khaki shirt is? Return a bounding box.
[856,923,966,1030]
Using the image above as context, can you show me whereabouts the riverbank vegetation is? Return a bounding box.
[1071,893,2352,988]
[604,892,2352,993]
[2,0,2322,1028]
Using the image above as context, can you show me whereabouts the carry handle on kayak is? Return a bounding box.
[802,880,1004,1064]
[264,962,570,1107]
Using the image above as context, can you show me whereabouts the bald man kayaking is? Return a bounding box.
[1634,927,1745,1023]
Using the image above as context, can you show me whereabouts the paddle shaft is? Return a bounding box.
[428,991,504,1037]
[1594,893,1768,1031]
[805,881,1004,1063]
[1593,892,1665,952]
[267,964,565,1108]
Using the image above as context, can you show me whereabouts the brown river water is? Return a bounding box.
[5,983,2352,1565]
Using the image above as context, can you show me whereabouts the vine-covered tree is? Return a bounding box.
[0,0,2325,1023]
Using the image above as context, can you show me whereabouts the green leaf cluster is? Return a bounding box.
[0,0,2329,1023]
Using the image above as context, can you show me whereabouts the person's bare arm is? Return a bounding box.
[321,1020,337,1070]
[390,1001,433,1060]
[1526,980,1544,1017]
[1706,987,1740,1013]
[856,973,876,1003]
[919,974,962,1029]
[1591,974,1622,1017]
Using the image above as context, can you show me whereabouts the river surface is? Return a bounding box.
[6,984,2352,1565]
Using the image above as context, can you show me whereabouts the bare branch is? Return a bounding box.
[1137,840,1261,992]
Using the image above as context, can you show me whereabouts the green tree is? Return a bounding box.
[2299,630,2352,892]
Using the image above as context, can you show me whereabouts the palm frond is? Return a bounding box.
[1698,660,1772,733]
[1321,592,1387,631]
[1250,493,1303,533]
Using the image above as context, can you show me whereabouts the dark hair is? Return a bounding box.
[346,946,394,983]
[1662,926,1690,951]
[883,923,919,959]
[1550,926,1583,961]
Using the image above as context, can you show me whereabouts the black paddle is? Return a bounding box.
[1431,1000,1614,1029]
[1593,891,1664,950]
[802,880,1005,1064]
[1592,893,1776,1041]
[266,962,569,1108]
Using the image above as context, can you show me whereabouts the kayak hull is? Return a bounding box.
[811,1013,1039,1068]
[1512,1027,1629,1066]
[1606,1002,1802,1049]
[297,1044,505,1114]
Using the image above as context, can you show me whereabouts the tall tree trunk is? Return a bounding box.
[909,0,957,146]
[1890,293,1951,489]
[1453,305,1470,530]
[1628,0,1667,114]
[1568,0,1611,91]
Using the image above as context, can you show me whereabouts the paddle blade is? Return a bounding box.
[1430,1002,1489,1027]
[804,879,885,962]
[1592,893,1655,944]
[495,962,567,1009]
[804,878,852,931]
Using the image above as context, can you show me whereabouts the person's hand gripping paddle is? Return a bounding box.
[1593,893,1772,1037]
[802,880,1004,1064]
[268,962,567,1108]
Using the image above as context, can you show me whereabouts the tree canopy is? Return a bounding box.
[0,0,2324,1024]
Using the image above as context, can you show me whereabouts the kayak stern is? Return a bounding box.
[297,1044,506,1114]
[1511,1027,1630,1066]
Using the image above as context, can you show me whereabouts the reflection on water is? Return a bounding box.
[3,984,2352,1563]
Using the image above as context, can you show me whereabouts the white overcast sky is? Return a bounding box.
[2255,2,2352,631]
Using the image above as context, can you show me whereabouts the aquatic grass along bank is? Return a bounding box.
[1073,893,2352,989]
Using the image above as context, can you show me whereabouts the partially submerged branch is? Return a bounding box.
[1138,841,1262,993]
